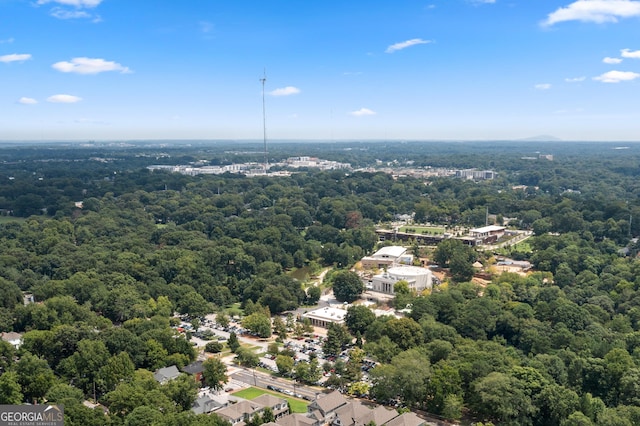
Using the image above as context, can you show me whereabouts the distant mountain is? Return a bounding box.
[517,135,563,142]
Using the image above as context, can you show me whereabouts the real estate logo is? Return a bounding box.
[0,405,64,426]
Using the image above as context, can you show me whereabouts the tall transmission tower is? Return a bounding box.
[260,70,268,173]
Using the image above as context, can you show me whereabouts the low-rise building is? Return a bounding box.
[277,413,321,426]
[253,394,289,419]
[191,395,223,415]
[370,266,433,295]
[1,332,23,349]
[217,400,266,426]
[153,365,181,384]
[307,390,348,424]
[182,360,205,384]
[385,412,427,426]
[361,246,411,269]
[302,307,347,329]
[469,225,506,244]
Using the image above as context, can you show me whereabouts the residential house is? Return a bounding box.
[331,401,370,426]
[253,394,289,419]
[191,395,223,415]
[354,405,398,426]
[216,400,265,426]
[278,413,322,426]
[307,390,348,424]
[182,360,205,384]
[153,365,181,384]
[0,332,23,349]
[384,412,426,426]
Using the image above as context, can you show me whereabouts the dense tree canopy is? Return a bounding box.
[331,271,365,303]
[3,141,640,424]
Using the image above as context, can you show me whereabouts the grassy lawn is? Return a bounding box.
[232,387,308,413]
[512,241,533,253]
[496,240,533,255]
[399,225,445,235]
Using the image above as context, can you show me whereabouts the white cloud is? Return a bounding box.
[469,0,496,4]
[535,83,552,90]
[0,37,14,44]
[52,57,132,74]
[385,38,432,53]
[0,53,32,63]
[47,94,82,103]
[603,56,623,63]
[37,0,103,7]
[349,108,376,116]
[621,48,640,58]
[269,86,300,96]
[51,8,91,19]
[38,0,102,21]
[18,97,38,105]
[543,0,640,26]
[565,76,586,82]
[593,70,640,82]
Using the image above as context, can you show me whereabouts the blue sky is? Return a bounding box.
[1,0,640,141]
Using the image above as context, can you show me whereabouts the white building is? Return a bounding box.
[370,266,433,295]
[469,225,506,244]
[361,246,412,269]
[302,307,347,328]
[0,332,22,349]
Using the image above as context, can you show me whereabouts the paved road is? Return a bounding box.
[230,368,323,401]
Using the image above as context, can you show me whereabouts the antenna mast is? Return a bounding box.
[260,70,268,173]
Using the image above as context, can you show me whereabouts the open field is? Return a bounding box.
[398,226,445,235]
[232,387,308,413]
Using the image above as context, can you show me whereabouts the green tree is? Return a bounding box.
[381,317,423,350]
[0,278,23,309]
[442,394,464,421]
[272,316,288,341]
[306,286,321,305]
[472,371,537,425]
[96,352,136,395]
[227,332,240,353]
[323,323,352,357]
[202,358,228,391]
[243,312,272,338]
[348,381,370,397]
[178,291,212,318]
[345,305,376,336]
[332,270,364,303]
[433,239,463,267]
[235,348,259,368]
[205,341,224,353]
[276,355,294,376]
[535,384,580,426]
[450,251,475,283]
[163,374,198,411]
[216,311,230,329]
[14,353,56,403]
[0,340,16,373]
[0,371,23,404]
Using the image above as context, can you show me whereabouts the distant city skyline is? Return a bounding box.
[2,0,640,141]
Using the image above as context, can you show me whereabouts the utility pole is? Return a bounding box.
[260,70,268,173]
